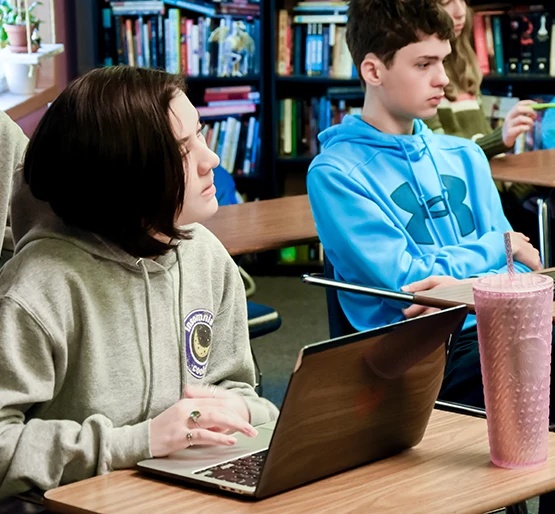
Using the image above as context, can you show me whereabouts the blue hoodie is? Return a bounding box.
[307,115,528,332]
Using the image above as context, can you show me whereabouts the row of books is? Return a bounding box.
[102,3,260,76]
[474,8,555,76]
[198,84,258,117]
[201,115,260,176]
[276,9,355,78]
[108,0,260,18]
[278,90,363,157]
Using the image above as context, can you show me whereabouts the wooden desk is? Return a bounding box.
[490,149,555,267]
[417,268,555,321]
[202,194,317,256]
[490,149,555,188]
[44,410,555,514]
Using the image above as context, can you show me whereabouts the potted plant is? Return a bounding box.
[0,0,41,53]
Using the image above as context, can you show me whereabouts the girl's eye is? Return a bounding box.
[417,63,429,69]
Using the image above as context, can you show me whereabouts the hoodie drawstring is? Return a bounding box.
[399,141,447,247]
[423,137,462,244]
[137,251,188,420]
[137,258,155,420]
[176,248,187,395]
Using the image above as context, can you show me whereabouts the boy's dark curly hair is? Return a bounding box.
[346,0,454,78]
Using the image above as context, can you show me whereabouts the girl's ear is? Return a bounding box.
[360,53,384,87]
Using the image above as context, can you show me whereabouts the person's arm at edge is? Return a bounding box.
[0,111,29,252]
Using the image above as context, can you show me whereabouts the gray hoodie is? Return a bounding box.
[0,171,279,498]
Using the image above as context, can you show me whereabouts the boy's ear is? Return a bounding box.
[360,53,385,87]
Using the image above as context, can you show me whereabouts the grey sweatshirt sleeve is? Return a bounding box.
[208,255,279,426]
[0,298,151,499]
[0,112,28,252]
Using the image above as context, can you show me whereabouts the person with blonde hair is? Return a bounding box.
[428,0,537,158]
[429,0,540,243]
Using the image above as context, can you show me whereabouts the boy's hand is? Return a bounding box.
[502,100,537,148]
[401,276,470,293]
[401,276,474,319]
[509,231,542,271]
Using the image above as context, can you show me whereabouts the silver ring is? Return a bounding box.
[190,410,201,428]
[187,431,193,447]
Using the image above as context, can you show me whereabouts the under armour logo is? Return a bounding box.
[390,175,475,245]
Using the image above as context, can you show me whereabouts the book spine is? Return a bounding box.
[250,120,260,175]
[142,19,151,68]
[135,17,144,67]
[102,8,114,66]
[204,91,260,102]
[180,17,187,74]
[492,15,504,75]
[125,18,136,66]
[197,103,257,117]
[277,9,289,75]
[472,14,490,75]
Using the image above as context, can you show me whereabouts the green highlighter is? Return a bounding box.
[531,103,555,110]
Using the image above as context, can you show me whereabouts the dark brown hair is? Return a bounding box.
[346,0,455,79]
[443,5,482,101]
[24,65,190,257]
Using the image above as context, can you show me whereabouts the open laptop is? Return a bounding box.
[138,304,467,499]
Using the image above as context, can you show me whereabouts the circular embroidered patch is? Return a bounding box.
[184,309,214,379]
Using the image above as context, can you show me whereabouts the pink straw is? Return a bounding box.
[504,232,515,278]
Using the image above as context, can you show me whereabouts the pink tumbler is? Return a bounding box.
[473,273,553,469]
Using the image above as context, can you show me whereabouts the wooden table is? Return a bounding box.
[44,410,555,514]
[417,268,555,321]
[202,195,317,256]
[490,149,555,188]
[490,149,555,267]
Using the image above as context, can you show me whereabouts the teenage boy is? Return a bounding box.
[306,0,543,410]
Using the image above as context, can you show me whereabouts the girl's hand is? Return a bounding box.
[502,100,537,148]
[149,385,257,457]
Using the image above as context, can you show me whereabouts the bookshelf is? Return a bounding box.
[270,0,364,198]
[89,0,555,197]
[469,1,555,98]
[91,0,362,202]
[94,0,274,201]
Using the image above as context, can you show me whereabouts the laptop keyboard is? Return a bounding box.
[194,450,268,487]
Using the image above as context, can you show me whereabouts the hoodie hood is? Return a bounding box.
[11,168,176,274]
[318,114,435,162]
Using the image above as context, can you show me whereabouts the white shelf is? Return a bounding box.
[0,43,64,64]
[0,83,57,116]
